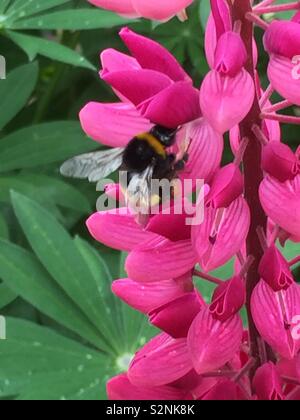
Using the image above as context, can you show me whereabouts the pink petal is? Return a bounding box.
[180,118,224,184]
[192,197,250,272]
[264,21,300,59]
[209,276,246,322]
[101,69,172,106]
[146,208,192,242]
[88,0,138,16]
[100,48,140,73]
[267,55,300,106]
[259,175,300,238]
[131,0,194,21]
[138,81,201,129]
[119,27,190,82]
[128,333,193,387]
[200,69,255,133]
[205,14,218,69]
[149,292,204,338]
[188,307,243,374]
[210,0,232,36]
[112,278,188,313]
[253,362,285,401]
[107,373,189,400]
[79,102,152,147]
[126,236,198,282]
[259,245,294,292]
[205,163,244,209]
[201,379,240,400]
[86,209,157,252]
[214,31,247,77]
[262,141,299,182]
[251,281,300,360]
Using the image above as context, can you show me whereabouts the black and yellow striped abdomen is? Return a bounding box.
[135,133,167,158]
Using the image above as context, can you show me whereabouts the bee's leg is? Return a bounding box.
[173,158,186,172]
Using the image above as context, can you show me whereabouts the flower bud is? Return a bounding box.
[206,164,244,209]
[253,362,284,401]
[209,276,246,321]
[259,245,294,292]
[261,141,298,182]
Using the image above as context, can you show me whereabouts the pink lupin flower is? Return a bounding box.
[187,307,243,374]
[258,245,295,292]
[88,0,194,21]
[200,0,255,133]
[99,28,200,129]
[112,276,193,314]
[209,276,246,322]
[261,141,299,182]
[259,175,300,239]
[107,373,190,400]
[200,379,242,401]
[192,197,250,272]
[149,291,204,338]
[264,18,300,105]
[251,281,300,360]
[126,235,198,283]
[86,207,158,252]
[128,333,193,387]
[253,362,285,401]
[205,163,244,209]
[80,28,200,147]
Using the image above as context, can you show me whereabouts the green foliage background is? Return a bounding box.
[0,0,298,400]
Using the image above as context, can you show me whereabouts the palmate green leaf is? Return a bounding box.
[0,213,9,239]
[0,62,38,130]
[10,191,119,354]
[0,122,98,173]
[0,174,91,214]
[6,30,95,70]
[0,0,11,14]
[0,283,17,309]
[5,0,71,21]
[119,252,157,353]
[0,239,107,350]
[74,237,125,354]
[10,9,133,30]
[0,318,112,400]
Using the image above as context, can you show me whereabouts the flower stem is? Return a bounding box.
[193,270,222,286]
[232,0,275,377]
[254,2,300,14]
[261,112,300,125]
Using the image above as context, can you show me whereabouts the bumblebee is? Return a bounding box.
[60,125,188,215]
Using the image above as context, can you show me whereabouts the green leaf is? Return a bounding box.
[10,9,133,30]
[74,237,124,353]
[0,317,112,400]
[6,31,95,70]
[11,192,118,354]
[0,239,106,350]
[0,122,98,173]
[118,252,156,353]
[0,213,9,239]
[0,0,11,14]
[0,174,91,214]
[0,283,17,309]
[5,0,71,21]
[0,62,38,130]
[199,0,210,30]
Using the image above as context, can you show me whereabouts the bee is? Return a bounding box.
[60,125,189,220]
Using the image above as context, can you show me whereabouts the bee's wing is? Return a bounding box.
[60,148,124,182]
[125,166,158,226]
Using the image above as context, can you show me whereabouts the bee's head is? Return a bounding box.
[150,125,177,147]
